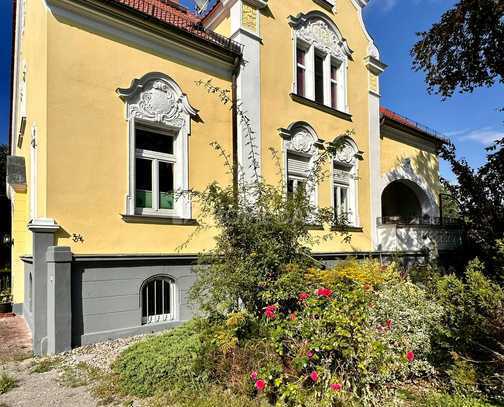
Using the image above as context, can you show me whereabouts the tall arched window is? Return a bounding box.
[289,11,352,112]
[117,73,198,219]
[280,122,322,208]
[332,138,359,226]
[140,276,175,325]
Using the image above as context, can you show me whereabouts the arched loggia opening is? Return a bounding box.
[381,179,431,224]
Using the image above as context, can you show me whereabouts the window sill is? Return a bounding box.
[313,0,335,12]
[290,93,352,122]
[331,225,363,233]
[121,214,199,225]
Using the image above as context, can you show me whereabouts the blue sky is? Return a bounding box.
[0,0,502,180]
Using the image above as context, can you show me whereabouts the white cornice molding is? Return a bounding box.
[365,55,387,75]
[28,218,60,233]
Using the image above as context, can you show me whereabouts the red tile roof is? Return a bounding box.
[105,0,242,54]
[380,107,448,144]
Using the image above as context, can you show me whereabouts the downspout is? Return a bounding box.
[231,55,241,195]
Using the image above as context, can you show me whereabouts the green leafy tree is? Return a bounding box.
[411,0,504,98]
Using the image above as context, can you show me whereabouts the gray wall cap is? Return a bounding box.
[28,218,60,233]
[46,246,73,263]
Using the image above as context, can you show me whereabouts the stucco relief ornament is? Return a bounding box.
[128,80,186,127]
[291,130,315,153]
[334,143,355,164]
[117,73,198,128]
[297,20,345,59]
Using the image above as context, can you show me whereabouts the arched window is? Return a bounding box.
[280,122,321,208]
[332,138,359,226]
[289,11,352,112]
[140,276,175,325]
[117,73,198,219]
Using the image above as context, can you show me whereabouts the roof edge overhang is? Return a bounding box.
[380,115,448,148]
[49,0,243,64]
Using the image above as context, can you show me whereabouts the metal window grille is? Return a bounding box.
[141,277,174,325]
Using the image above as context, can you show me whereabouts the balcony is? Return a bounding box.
[377,216,464,252]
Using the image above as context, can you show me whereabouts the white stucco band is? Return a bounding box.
[381,160,439,218]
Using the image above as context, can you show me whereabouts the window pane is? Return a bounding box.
[136,158,152,208]
[331,64,338,81]
[163,281,171,315]
[159,161,174,210]
[315,55,324,104]
[287,179,295,194]
[297,66,305,97]
[297,48,305,65]
[147,282,155,317]
[136,128,174,154]
[331,83,337,109]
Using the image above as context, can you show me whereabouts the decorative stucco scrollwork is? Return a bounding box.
[117,72,198,130]
[289,11,352,61]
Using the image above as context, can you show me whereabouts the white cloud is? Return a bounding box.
[456,127,504,145]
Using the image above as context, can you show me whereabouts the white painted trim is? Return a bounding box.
[29,125,38,220]
[368,92,381,249]
[119,73,196,219]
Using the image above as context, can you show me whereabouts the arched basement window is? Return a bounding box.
[141,276,174,325]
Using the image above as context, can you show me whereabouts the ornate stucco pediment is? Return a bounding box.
[289,11,353,60]
[334,142,356,164]
[117,72,198,129]
[279,122,323,156]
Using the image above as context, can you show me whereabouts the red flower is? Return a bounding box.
[315,288,333,297]
[250,371,258,380]
[264,305,277,320]
[406,351,415,363]
[289,312,297,321]
[255,379,266,391]
[298,292,310,301]
[310,371,319,382]
[386,319,393,330]
[330,383,342,392]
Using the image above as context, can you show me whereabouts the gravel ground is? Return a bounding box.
[0,316,153,407]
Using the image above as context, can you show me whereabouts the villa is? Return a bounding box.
[7,0,462,355]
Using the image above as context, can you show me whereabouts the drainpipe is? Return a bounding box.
[231,55,241,195]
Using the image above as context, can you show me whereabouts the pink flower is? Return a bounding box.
[255,379,266,391]
[250,371,258,380]
[406,351,415,363]
[299,292,310,301]
[289,312,297,321]
[386,319,393,330]
[315,288,333,297]
[330,383,342,392]
[264,305,277,320]
[310,371,319,382]
[307,351,314,358]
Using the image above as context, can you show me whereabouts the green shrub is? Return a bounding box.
[0,372,16,394]
[432,259,504,402]
[113,321,206,397]
[419,392,498,407]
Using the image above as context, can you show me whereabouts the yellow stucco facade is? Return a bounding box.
[9,0,444,305]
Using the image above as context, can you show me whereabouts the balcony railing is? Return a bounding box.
[377,216,463,227]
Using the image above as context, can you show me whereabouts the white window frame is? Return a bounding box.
[134,122,178,217]
[118,73,198,220]
[290,13,351,113]
[332,139,359,226]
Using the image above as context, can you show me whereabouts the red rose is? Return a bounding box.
[255,379,266,391]
[298,292,310,301]
[250,371,258,380]
[315,288,333,297]
[386,319,393,330]
[330,383,342,392]
[310,371,319,382]
[406,351,415,363]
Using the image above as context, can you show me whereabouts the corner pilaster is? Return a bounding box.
[27,218,60,355]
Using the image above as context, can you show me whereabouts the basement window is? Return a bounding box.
[141,276,174,325]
